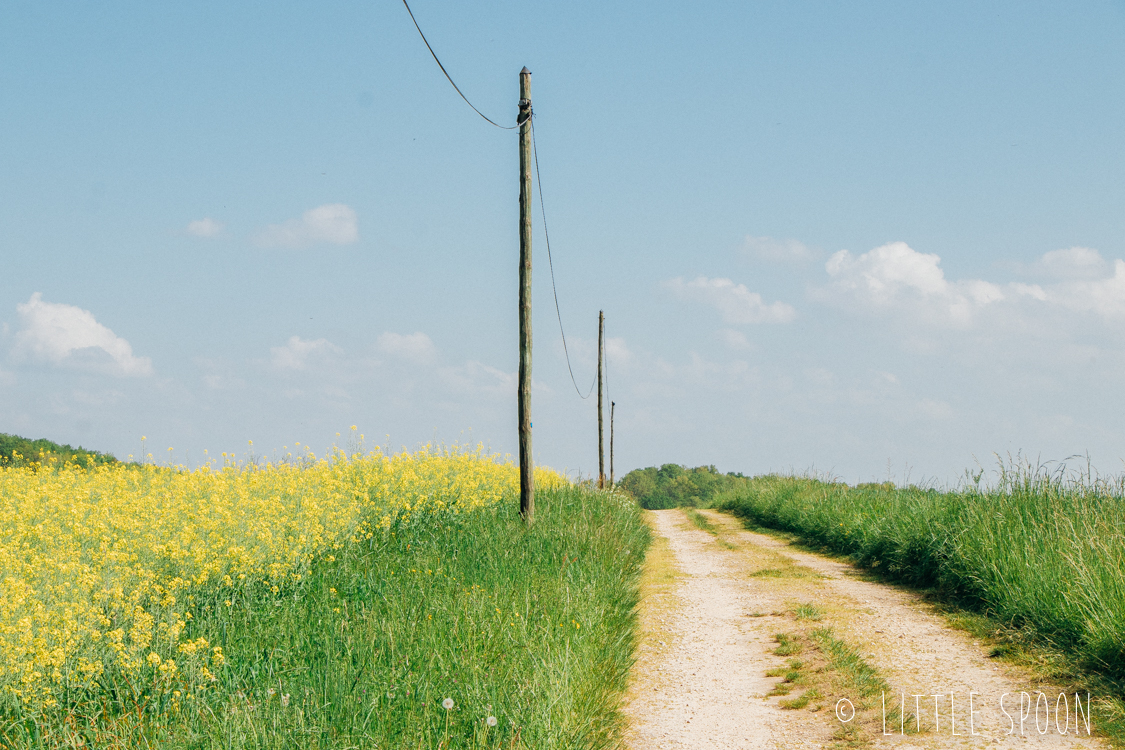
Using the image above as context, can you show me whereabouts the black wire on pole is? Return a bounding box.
[400,0,597,400]
[532,118,597,400]
[400,0,518,130]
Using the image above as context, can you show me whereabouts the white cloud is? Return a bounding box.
[1046,259,1125,317]
[439,360,515,397]
[917,397,954,420]
[1030,247,1110,280]
[718,329,753,351]
[186,217,224,238]
[872,370,899,385]
[743,235,816,263]
[194,357,247,390]
[12,293,153,376]
[822,242,1017,326]
[270,336,342,370]
[820,242,1125,327]
[665,276,796,324]
[377,332,437,365]
[255,204,359,248]
[605,337,633,368]
[826,242,949,300]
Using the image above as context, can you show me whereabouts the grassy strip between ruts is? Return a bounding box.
[714,471,1125,746]
[1,485,650,750]
[682,509,736,549]
[766,604,900,750]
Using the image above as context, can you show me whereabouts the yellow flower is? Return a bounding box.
[0,442,567,712]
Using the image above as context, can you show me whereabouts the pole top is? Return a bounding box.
[521,66,531,75]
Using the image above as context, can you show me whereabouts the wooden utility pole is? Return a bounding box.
[598,310,605,489]
[609,400,615,487]
[517,67,534,523]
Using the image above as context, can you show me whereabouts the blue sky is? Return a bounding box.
[2,1,1125,484]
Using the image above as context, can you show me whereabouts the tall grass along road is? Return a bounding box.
[713,469,1125,684]
[0,444,649,748]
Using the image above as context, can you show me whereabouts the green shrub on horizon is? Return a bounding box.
[619,463,747,509]
[0,432,118,469]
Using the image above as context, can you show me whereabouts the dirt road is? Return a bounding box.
[622,509,1106,750]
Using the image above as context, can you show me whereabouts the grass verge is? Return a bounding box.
[633,512,682,655]
[1,485,649,749]
[715,471,1125,747]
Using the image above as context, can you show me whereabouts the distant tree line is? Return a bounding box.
[0,433,119,469]
[618,463,748,509]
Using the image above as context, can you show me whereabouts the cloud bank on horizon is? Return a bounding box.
[8,236,1125,482]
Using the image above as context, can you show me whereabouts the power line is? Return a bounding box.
[400,0,518,130]
[400,2,597,401]
[532,118,597,400]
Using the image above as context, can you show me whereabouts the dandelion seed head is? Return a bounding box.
[442,697,455,710]
[487,715,498,726]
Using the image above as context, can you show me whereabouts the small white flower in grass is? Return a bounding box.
[442,698,455,710]
[487,716,498,727]
[281,694,290,707]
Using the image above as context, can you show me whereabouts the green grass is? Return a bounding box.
[808,628,890,701]
[1,485,649,749]
[683,509,736,549]
[773,632,803,656]
[765,655,803,698]
[764,626,896,746]
[778,689,819,710]
[684,508,712,532]
[794,603,823,621]
[748,567,811,579]
[713,464,1125,744]
[714,467,1125,679]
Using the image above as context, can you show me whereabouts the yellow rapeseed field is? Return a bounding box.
[0,440,565,712]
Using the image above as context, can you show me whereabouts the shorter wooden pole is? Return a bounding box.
[597,311,605,489]
[609,401,615,487]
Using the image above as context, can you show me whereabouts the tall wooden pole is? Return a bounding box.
[609,400,615,487]
[598,310,605,489]
[517,67,534,523]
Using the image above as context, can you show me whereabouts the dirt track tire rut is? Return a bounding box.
[622,509,1105,750]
